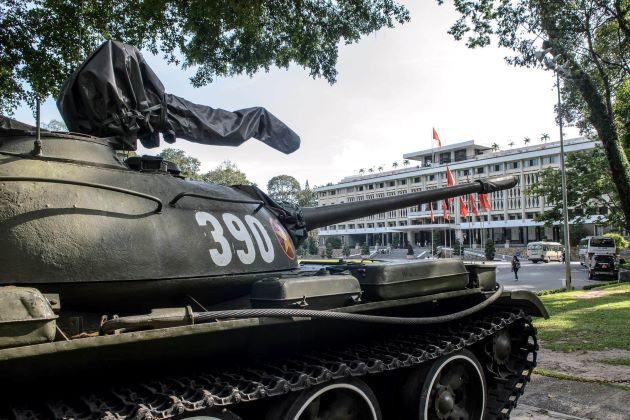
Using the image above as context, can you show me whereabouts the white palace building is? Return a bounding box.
[314,137,606,249]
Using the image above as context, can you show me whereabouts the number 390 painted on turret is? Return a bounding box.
[195,211,277,266]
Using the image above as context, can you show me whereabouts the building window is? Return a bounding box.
[358,186,364,191]
[388,181,395,187]
[507,161,520,170]
[440,152,451,164]
[491,164,502,172]
[524,158,539,167]
[476,167,484,174]
[543,155,558,164]
[413,177,421,183]
[368,184,374,190]
[378,182,384,188]
[399,179,407,185]
[454,149,467,161]
[329,190,336,195]
[429,175,435,181]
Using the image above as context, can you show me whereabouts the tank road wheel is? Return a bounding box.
[264,378,382,420]
[401,350,486,420]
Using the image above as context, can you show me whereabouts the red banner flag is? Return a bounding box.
[479,193,491,210]
[442,200,449,219]
[432,128,442,148]
[445,166,456,204]
[430,202,435,222]
[468,194,479,217]
[459,196,468,218]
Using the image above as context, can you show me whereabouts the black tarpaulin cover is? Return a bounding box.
[57,41,300,152]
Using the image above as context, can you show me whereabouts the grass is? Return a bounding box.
[533,283,630,352]
[598,357,630,366]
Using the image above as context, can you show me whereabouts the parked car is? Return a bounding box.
[588,254,618,279]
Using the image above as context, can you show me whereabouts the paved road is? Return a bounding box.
[491,260,616,291]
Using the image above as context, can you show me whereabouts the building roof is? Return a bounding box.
[403,140,489,161]
[314,136,595,192]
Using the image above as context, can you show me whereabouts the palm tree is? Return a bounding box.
[359,168,365,175]
[403,159,410,167]
[392,162,399,169]
[377,166,383,172]
[368,167,374,174]
[508,141,515,148]
[524,137,531,146]
[540,133,550,143]
[491,143,499,152]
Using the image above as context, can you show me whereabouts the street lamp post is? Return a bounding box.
[536,43,572,290]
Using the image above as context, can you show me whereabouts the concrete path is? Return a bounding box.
[516,375,630,420]
[511,404,588,420]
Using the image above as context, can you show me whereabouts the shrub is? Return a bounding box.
[308,238,318,255]
[325,242,333,258]
[407,244,414,256]
[453,239,463,256]
[342,245,351,257]
[485,239,496,261]
[361,243,370,255]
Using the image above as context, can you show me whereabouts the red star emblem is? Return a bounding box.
[271,218,295,260]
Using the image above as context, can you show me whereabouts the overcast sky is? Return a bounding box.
[13,1,579,190]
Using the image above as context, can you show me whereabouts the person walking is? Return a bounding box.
[511,255,521,281]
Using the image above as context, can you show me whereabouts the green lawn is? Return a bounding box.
[533,283,630,352]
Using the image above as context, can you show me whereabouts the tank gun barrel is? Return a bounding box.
[301,175,517,231]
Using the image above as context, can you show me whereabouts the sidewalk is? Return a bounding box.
[516,374,629,420]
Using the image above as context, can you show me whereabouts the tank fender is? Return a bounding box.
[496,290,549,319]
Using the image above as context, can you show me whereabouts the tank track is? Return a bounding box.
[7,309,537,420]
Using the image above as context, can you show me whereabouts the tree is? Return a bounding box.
[158,148,201,179]
[203,160,253,186]
[296,180,317,207]
[392,162,399,169]
[440,0,630,230]
[403,159,410,167]
[491,143,499,152]
[603,232,629,249]
[526,147,625,231]
[359,168,365,176]
[361,243,370,255]
[1,1,409,114]
[485,239,496,261]
[508,141,515,148]
[377,166,384,172]
[524,137,531,146]
[325,236,342,249]
[368,168,374,174]
[42,119,67,132]
[267,175,301,204]
[541,133,550,143]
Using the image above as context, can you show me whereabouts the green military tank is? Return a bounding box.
[0,41,547,420]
